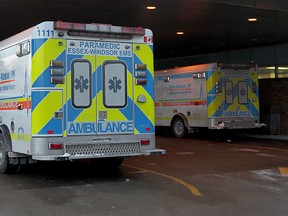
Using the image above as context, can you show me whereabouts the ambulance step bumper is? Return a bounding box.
[32,148,166,161]
[32,154,70,161]
[141,149,166,155]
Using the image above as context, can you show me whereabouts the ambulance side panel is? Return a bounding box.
[206,68,224,127]
[155,68,208,127]
[31,38,66,137]
[0,40,32,154]
[133,42,156,151]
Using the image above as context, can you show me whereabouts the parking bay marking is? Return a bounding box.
[124,164,202,196]
[279,167,288,177]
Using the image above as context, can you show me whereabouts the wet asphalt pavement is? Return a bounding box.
[0,134,288,216]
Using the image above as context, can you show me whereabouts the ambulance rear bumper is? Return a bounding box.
[32,143,165,161]
[32,154,71,161]
[209,118,265,129]
[31,134,164,161]
[32,149,166,161]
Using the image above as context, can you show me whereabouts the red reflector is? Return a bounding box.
[146,127,151,132]
[48,130,54,134]
[49,143,63,150]
[136,79,147,85]
[140,139,150,145]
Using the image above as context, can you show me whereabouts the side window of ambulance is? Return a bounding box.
[238,81,248,104]
[71,59,92,108]
[103,60,127,108]
[225,81,233,105]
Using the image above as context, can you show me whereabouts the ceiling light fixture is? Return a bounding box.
[146,6,156,10]
[266,66,288,70]
[177,32,184,35]
[248,18,257,22]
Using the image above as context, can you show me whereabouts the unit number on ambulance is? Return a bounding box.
[37,29,55,37]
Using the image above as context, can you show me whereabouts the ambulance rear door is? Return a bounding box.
[95,41,134,135]
[66,40,134,136]
[222,69,251,118]
[66,39,97,136]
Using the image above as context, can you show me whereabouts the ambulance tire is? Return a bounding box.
[0,134,9,173]
[0,133,19,174]
[172,118,187,138]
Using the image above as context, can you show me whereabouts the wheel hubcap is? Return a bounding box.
[175,122,183,135]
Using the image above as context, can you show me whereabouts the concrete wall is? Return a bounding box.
[259,79,288,135]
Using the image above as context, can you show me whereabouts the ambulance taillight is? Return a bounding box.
[140,139,150,146]
[49,143,63,150]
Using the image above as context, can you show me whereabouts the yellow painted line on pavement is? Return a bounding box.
[124,164,202,196]
[128,170,149,174]
[279,167,288,177]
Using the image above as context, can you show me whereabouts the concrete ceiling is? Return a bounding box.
[2,0,288,59]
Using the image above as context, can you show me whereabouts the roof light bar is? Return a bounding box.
[217,63,256,70]
[54,20,145,36]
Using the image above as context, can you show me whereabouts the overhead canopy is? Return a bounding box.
[1,0,288,59]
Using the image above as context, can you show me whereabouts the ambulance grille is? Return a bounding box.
[65,142,141,158]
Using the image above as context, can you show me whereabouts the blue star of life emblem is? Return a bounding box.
[75,76,89,93]
[109,77,122,93]
[240,88,246,97]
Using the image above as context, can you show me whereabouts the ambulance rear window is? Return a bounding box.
[238,81,248,104]
[103,60,127,108]
[71,59,92,108]
[225,81,233,105]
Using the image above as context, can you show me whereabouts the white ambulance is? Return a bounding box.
[155,63,263,138]
[0,21,165,173]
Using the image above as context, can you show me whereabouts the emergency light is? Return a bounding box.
[54,21,146,39]
[217,63,256,70]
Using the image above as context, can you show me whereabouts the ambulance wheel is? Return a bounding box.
[0,134,19,174]
[0,135,9,173]
[172,118,187,138]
